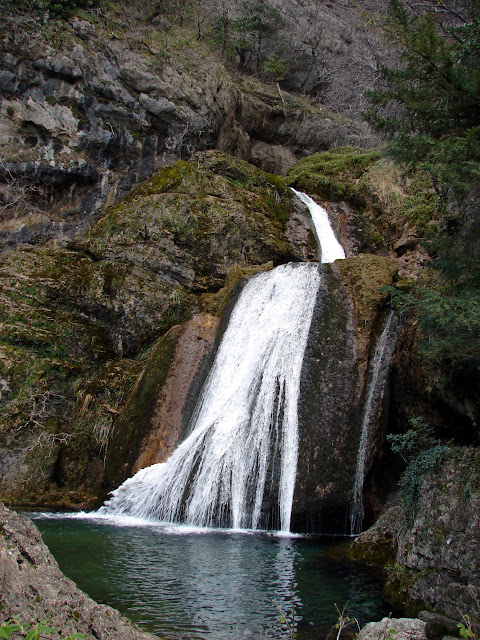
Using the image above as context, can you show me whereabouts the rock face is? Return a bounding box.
[0,502,158,640]
[293,254,398,532]
[357,617,428,640]
[351,449,480,622]
[0,8,373,250]
[0,152,313,507]
[390,320,480,447]
[384,448,480,621]
[349,505,399,569]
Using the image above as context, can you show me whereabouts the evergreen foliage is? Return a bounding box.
[211,0,284,72]
[389,249,480,371]
[364,0,480,190]
[387,417,450,523]
[366,1,480,376]
[263,54,288,82]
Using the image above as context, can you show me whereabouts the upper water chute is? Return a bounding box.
[291,189,345,263]
[101,191,344,532]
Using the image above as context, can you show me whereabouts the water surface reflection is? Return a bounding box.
[31,515,386,640]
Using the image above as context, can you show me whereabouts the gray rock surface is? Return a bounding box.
[0,502,158,639]
[352,449,480,622]
[0,10,373,249]
[385,448,480,620]
[357,617,428,640]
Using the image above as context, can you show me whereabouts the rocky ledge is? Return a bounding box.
[0,502,158,639]
[350,447,480,631]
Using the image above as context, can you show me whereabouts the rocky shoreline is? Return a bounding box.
[0,502,158,639]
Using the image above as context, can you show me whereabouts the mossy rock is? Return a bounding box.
[103,325,182,491]
[337,254,398,349]
[201,261,274,316]
[287,147,382,202]
[76,152,300,291]
[349,505,400,570]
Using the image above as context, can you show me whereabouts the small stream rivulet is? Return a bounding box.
[29,191,393,638]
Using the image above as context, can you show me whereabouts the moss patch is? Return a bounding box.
[287,147,382,202]
[103,326,182,491]
[201,261,274,316]
[77,152,299,292]
[337,254,398,346]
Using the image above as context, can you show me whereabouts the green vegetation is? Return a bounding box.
[0,619,84,639]
[211,0,284,73]
[364,0,480,378]
[263,53,288,82]
[287,146,382,202]
[0,0,95,17]
[389,259,480,370]
[364,0,480,192]
[388,417,450,523]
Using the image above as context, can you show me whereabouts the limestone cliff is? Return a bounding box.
[0,152,314,506]
[0,5,373,249]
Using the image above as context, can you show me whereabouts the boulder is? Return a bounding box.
[357,617,428,640]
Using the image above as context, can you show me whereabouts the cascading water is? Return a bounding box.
[350,312,402,534]
[100,191,345,532]
[291,189,345,263]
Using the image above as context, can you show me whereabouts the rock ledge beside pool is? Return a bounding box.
[0,502,159,640]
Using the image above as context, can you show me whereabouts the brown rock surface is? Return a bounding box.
[133,313,220,472]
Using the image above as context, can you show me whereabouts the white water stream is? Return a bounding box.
[350,312,401,534]
[101,192,345,532]
[291,189,345,263]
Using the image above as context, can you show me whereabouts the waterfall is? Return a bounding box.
[100,191,344,532]
[291,189,345,263]
[102,263,320,531]
[350,312,401,534]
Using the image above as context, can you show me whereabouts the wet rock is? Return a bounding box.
[418,610,461,639]
[0,153,312,505]
[293,255,398,532]
[294,264,358,532]
[349,505,399,568]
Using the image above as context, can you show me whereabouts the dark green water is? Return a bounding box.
[30,514,387,640]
